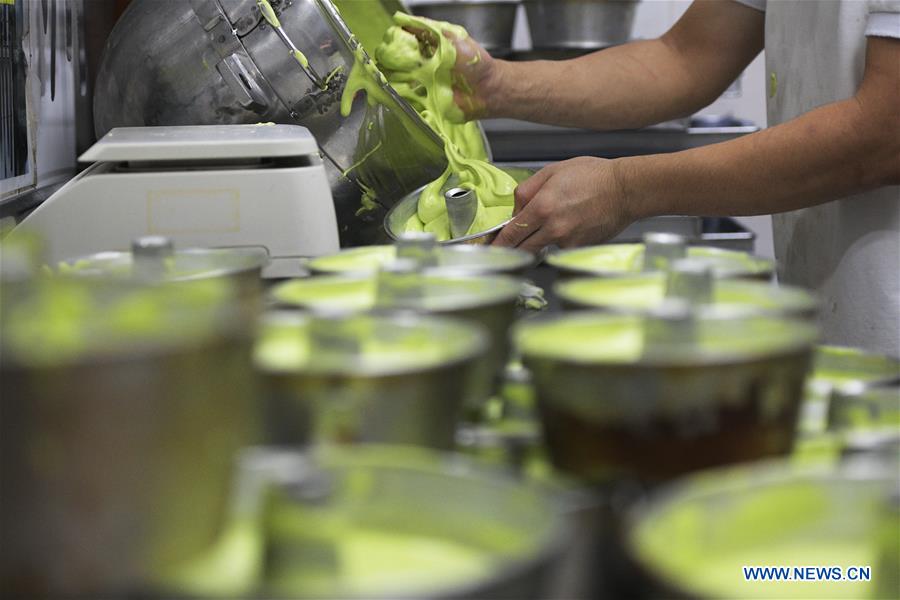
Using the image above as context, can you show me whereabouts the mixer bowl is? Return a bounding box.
[412,1,520,56]
[524,0,638,50]
[93,0,448,245]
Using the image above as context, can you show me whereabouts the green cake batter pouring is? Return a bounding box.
[340,11,516,240]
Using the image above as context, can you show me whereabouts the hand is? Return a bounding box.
[492,157,636,254]
[443,29,497,121]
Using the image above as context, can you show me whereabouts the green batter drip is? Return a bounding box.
[340,12,514,240]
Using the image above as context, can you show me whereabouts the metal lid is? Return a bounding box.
[254,311,487,376]
[556,271,818,318]
[513,310,818,367]
[547,243,774,279]
[57,237,269,283]
[270,271,522,313]
[307,243,532,275]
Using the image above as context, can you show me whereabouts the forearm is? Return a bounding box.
[618,95,900,220]
[483,39,709,129]
[479,0,765,130]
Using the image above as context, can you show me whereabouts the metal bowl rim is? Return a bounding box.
[554,275,820,317]
[512,309,819,369]
[243,444,572,600]
[269,272,525,311]
[256,310,492,377]
[546,244,776,279]
[621,459,898,600]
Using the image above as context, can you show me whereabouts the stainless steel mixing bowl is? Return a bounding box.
[514,310,818,483]
[412,1,520,56]
[524,0,638,50]
[547,242,775,280]
[626,461,899,599]
[0,278,263,597]
[254,312,488,449]
[166,446,568,599]
[93,0,448,245]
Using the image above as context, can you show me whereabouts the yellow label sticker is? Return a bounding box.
[769,72,778,99]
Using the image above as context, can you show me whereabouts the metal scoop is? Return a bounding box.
[445,187,478,240]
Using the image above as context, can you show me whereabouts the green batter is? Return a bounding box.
[269,273,520,314]
[339,11,514,240]
[254,313,483,375]
[514,313,816,364]
[2,278,230,366]
[632,475,891,599]
[265,526,495,598]
[557,274,816,314]
[548,244,773,277]
[810,346,900,386]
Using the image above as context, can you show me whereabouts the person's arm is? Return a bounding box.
[453,0,764,129]
[493,36,900,253]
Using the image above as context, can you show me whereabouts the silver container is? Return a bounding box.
[57,237,269,325]
[269,272,522,412]
[514,310,818,483]
[168,446,567,599]
[556,272,818,320]
[306,242,534,276]
[547,242,775,281]
[797,345,900,438]
[412,1,520,56]
[626,461,899,599]
[254,312,488,449]
[385,167,534,245]
[93,0,448,245]
[0,278,263,597]
[524,0,638,50]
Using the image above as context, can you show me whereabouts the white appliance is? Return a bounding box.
[10,124,340,278]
